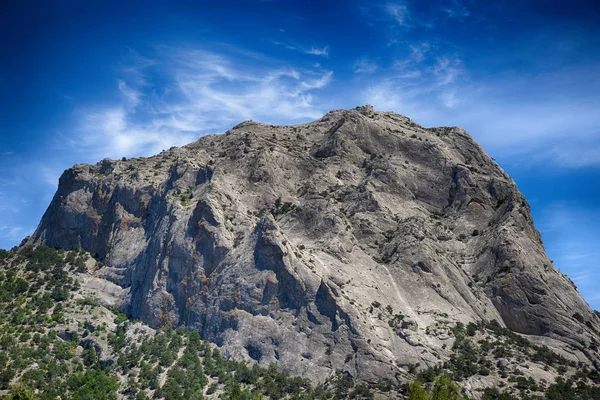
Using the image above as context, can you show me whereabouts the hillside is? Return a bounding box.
[1,245,599,399]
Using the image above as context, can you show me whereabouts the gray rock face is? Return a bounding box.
[31,105,600,382]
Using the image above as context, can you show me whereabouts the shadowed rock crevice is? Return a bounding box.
[253,218,309,310]
[314,280,356,334]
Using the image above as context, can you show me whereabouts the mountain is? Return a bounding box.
[17,105,600,396]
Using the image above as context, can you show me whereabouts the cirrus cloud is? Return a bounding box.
[60,48,334,160]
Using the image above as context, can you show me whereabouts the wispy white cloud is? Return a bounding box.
[358,2,413,30]
[67,106,186,159]
[408,43,430,63]
[386,4,410,26]
[544,140,600,168]
[271,41,330,57]
[442,0,470,18]
[117,80,142,108]
[58,48,333,160]
[361,2,436,31]
[270,40,298,51]
[395,70,422,79]
[353,59,379,74]
[433,57,462,85]
[363,51,466,113]
[434,97,600,167]
[306,46,329,57]
[299,71,333,90]
[439,89,458,108]
[364,80,404,111]
[392,43,430,70]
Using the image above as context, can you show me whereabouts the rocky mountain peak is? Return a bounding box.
[29,107,600,387]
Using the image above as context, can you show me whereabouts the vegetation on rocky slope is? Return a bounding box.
[0,246,378,399]
[0,246,599,399]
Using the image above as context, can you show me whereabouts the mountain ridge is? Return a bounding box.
[26,105,600,389]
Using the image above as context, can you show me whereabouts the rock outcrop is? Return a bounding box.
[30,105,600,383]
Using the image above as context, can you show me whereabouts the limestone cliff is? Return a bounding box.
[31,105,600,384]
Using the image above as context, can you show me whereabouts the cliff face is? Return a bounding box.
[31,105,600,383]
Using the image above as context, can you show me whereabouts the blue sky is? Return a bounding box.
[1,0,599,308]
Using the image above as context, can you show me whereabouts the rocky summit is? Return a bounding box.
[29,105,600,392]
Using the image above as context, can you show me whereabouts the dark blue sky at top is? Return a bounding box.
[1,0,599,308]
